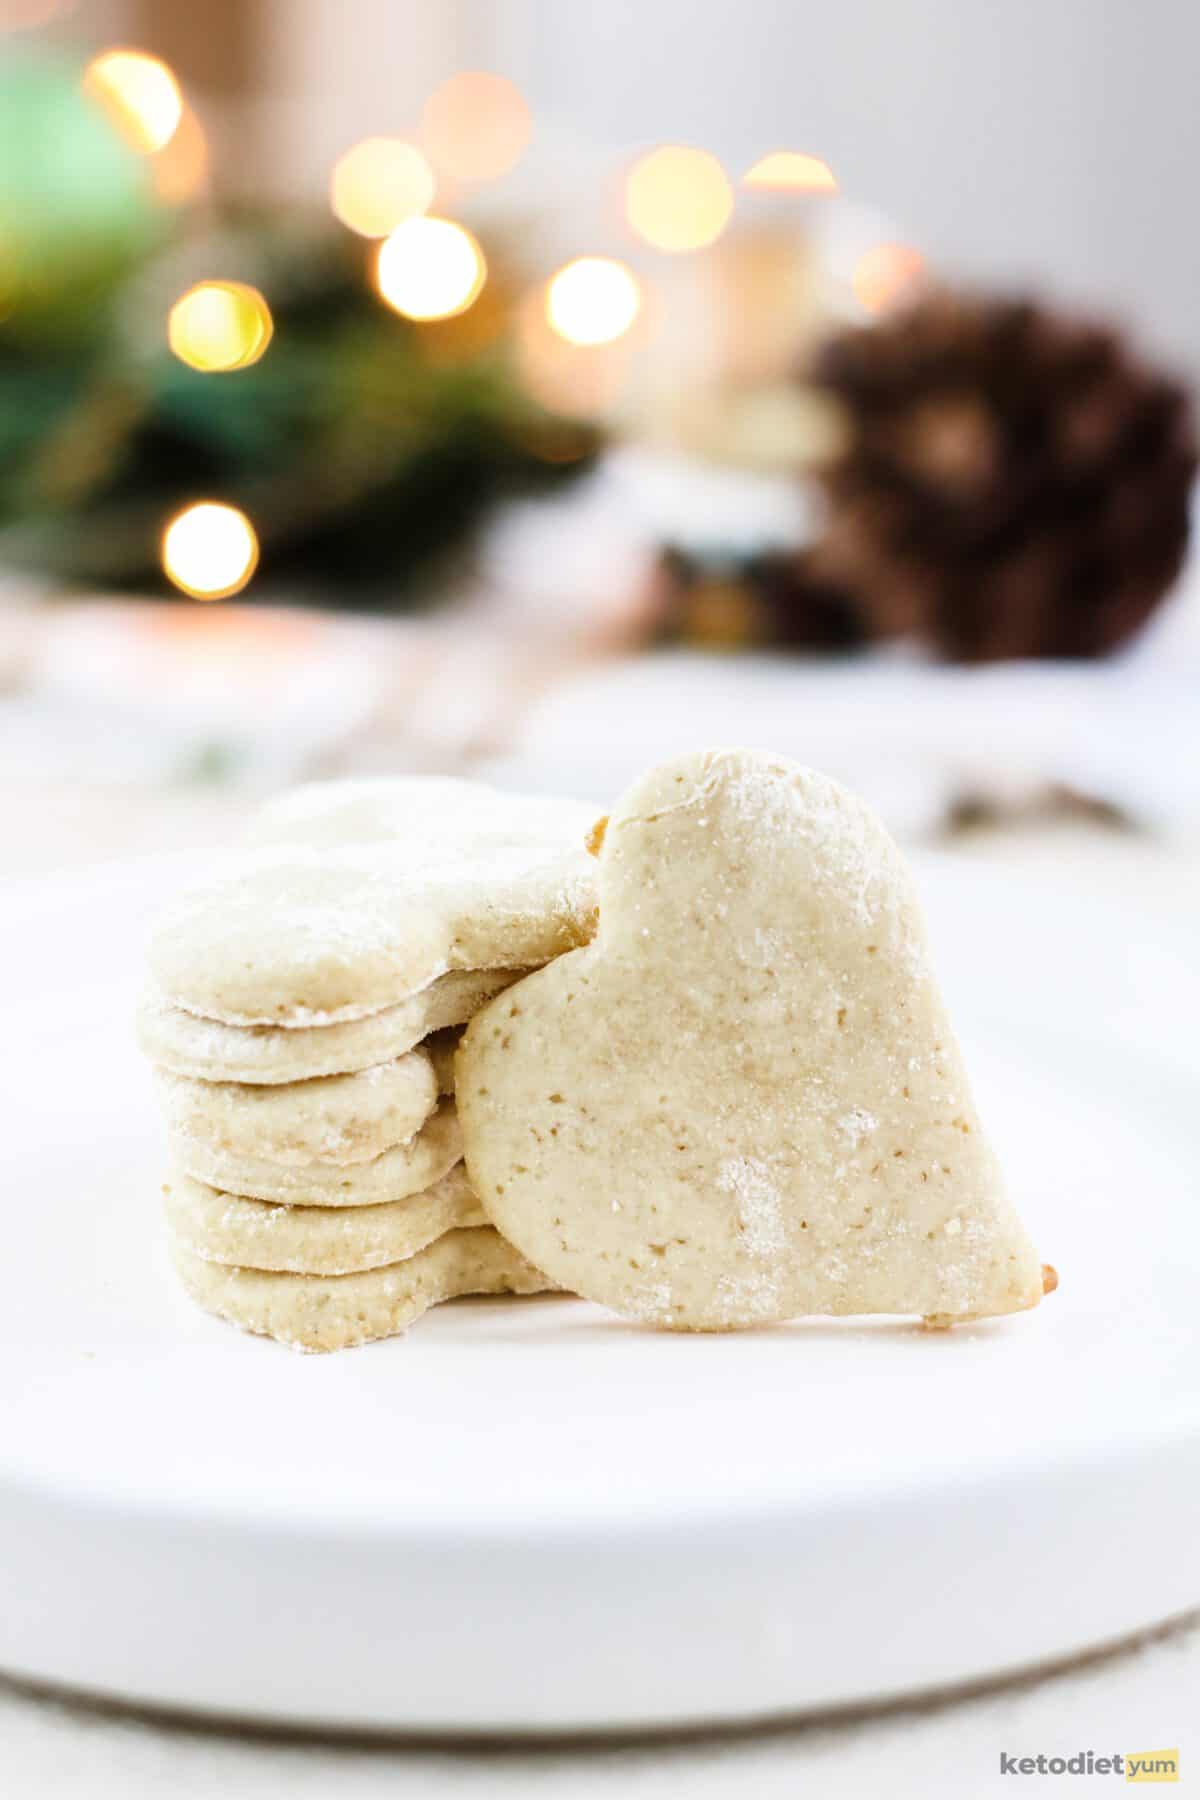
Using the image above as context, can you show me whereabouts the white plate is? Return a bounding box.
[0,853,1197,1734]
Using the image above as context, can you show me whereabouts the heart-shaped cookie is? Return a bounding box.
[458,749,1051,1329]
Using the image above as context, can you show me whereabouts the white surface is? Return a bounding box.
[490,573,1200,837]
[0,853,1197,1737]
[3,1612,1197,1800]
[0,603,387,788]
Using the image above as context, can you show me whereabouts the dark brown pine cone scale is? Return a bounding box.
[791,291,1196,661]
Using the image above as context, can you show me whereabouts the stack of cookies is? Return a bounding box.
[139,778,597,1352]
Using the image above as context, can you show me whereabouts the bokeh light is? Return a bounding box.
[162,503,259,599]
[421,72,531,183]
[375,217,486,321]
[853,241,927,314]
[743,151,837,193]
[168,282,273,372]
[517,286,635,422]
[625,146,733,253]
[84,49,182,154]
[546,257,641,347]
[331,137,435,238]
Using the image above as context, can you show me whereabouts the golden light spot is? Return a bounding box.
[625,146,733,253]
[421,71,531,183]
[151,102,208,203]
[545,257,641,347]
[162,503,259,600]
[330,137,435,238]
[84,48,182,154]
[168,282,273,372]
[743,151,837,193]
[375,216,486,321]
[516,286,634,420]
[852,241,927,314]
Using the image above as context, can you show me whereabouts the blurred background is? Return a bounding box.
[3,0,1200,876]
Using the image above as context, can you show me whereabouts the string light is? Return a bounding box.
[853,242,926,314]
[162,503,259,599]
[331,137,435,238]
[83,49,182,154]
[743,151,837,193]
[168,282,273,372]
[625,146,733,253]
[421,72,531,183]
[375,217,486,321]
[545,257,641,347]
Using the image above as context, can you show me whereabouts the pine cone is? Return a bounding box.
[802,290,1197,661]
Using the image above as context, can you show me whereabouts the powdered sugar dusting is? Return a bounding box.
[148,819,597,1026]
[718,1156,787,1257]
[713,1270,780,1323]
[838,1107,879,1145]
[818,1248,849,1287]
[715,756,930,983]
[720,761,886,926]
[624,1280,677,1325]
[930,1212,1003,1316]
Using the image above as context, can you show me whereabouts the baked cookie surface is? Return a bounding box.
[170,1096,463,1205]
[155,1050,438,1168]
[458,749,1048,1330]
[164,1162,484,1275]
[146,778,598,1028]
[170,1225,554,1352]
[138,968,522,1084]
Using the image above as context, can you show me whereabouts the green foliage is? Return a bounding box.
[0,54,164,348]
[0,59,598,604]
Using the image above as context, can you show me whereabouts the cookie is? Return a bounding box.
[170,1225,555,1352]
[458,749,1051,1330]
[155,1050,438,1169]
[138,968,524,1085]
[169,1096,462,1205]
[163,1162,485,1275]
[147,785,598,1028]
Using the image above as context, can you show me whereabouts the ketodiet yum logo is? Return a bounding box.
[999,1748,1179,1781]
